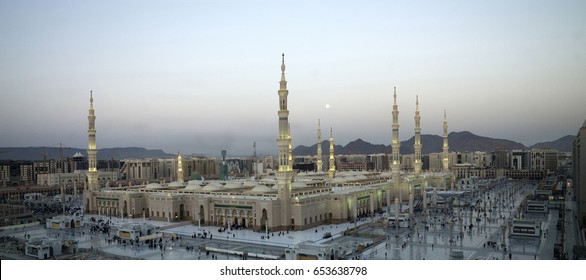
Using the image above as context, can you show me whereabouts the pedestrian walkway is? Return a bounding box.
[2,180,578,260]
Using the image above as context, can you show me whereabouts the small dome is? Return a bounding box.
[73,152,84,158]
[242,180,257,187]
[333,177,346,183]
[292,181,308,188]
[187,180,203,186]
[185,184,202,190]
[246,185,273,194]
[201,182,222,191]
[145,183,163,189]
[168,181,184,187]
[223,182,244,189]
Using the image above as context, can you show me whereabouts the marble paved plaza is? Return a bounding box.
[1,181,582,260]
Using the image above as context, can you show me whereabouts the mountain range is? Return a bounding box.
[292,131,575,156]
[0,147,175,161]
[0,131,575,161]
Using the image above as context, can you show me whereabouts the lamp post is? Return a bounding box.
[394,198,399,238]
[501,224,507,251]
[448,220,454,245]
[458,214,464,238]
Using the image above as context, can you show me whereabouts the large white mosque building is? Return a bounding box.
[82,55,453,231]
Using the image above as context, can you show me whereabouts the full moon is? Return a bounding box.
[325,104,330,109]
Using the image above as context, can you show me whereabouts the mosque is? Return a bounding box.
[82,54,453,231]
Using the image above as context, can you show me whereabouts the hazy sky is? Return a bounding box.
[1,0,585,156]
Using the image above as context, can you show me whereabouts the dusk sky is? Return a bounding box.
[1,1,585,156]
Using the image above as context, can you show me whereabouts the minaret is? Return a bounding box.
[413,95,422,177]
[85,91,99,213]
[177,151,184,183]
[276,53,293,230]
[391,87,401,198]
[328,127,336,179]
[316,119,323,172]
[442,109,450,172]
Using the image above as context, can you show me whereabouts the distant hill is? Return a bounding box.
[0,147,175,161]
[447,131,526,152]
[293,131,532,156]
[293,141,347,157]
[530,135,575,152]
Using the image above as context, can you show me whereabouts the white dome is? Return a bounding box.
[168,181,184,187]
[292,181,308,188]
[246,185,273,193]
[242,180,257,187]
[260,177,277,184]
[185,184,202,190]
[145,183,163,189]
[380,171,393,177]
[188,180,203,186]
[223,182,244,189]
[201,182,223,191]
[333,177,347,183]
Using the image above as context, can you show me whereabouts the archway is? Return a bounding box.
[179,204,185,220]
[70,219,75,228]
[199,205,205,225]
[123,200,128,218]
[261,209,268,230]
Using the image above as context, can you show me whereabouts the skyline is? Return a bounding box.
[1,1,585,156]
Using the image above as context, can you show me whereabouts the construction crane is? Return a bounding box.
[59,143,72,161]
[108,153,120,172]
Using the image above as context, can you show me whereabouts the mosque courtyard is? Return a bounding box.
[0,180,581,260]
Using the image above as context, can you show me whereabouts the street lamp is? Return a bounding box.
[448,220,454,245]
[501,224,507,251]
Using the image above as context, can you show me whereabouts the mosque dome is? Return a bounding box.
[223,182,244,189]
[145,183,163,189]
[201,182,223,191]
[246,185,273,194]
[242,180,257,187]
[187,180,204,186]
[333,177,346,184]
[168,181,184,188]
[260,178,277,185]
[292,181,308,189]
[185,184,202,190]
[380,171,393,177]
